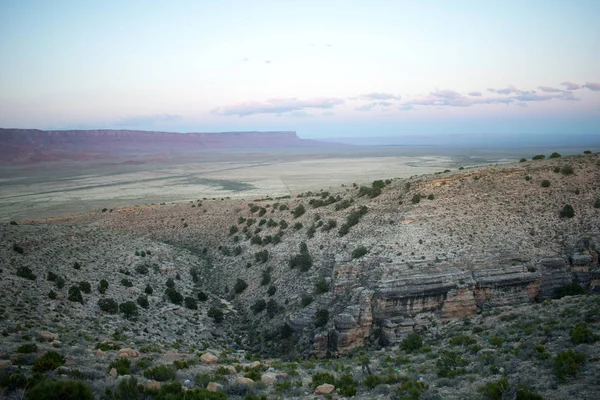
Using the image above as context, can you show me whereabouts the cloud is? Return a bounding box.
[538,86,562,93]
[116,114,181,127]
[322,111,335,116]
[360,92,401,100]
[355,101,394,111]
[561,81,581,90]
[213,97,345,116]
[468,91,482,96]
[430,89,461,99]
[495,85,518,95]
[398,104,414,111]
[242,58,249,62]
[583,82,600,91]
[517,102,528,107]
[265,60,271,64]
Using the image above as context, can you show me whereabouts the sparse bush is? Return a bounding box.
[229,225,238,235]
[16,266,36,280]
[322,219,337,232]
[261,268,271,286]
[560,204,574,218]
[12,243,24,254]
[279,220,288,229]
[198,291,208,301]
[184,296,197,309]
[208,307,224,323]
[315,309,329,328]
[143,364,177,381]
[436,350,467,378]
[145,283,153,295]
[351,246,368,259]
[532,154,545,160]
[98,298,119,314]
[554,349,586,382]
[557,282,584,298]
[561,165,574,175]
[554,166,560,173]
[17,343,37,353]
[584,150,592,154]
[427,194,435,200]
[32,351,65,372]
[137,294,149,309]
[541,180,551,187]
[165,287,183,305]
[315,277,329,294]
[594,198,600,208]
[449,334,476,346]
[266,299,279,318]
[109,357,131,375]
[311,372,335,388]
[25,380,94,400]
[489,336,504,347]
[301,294,313,307]
[68,285,83,303]
[519,158,527,162]
[549,152,562,158]
[411,194,421,204]
[166,277,175,288]
[119,301,138,319]
[98,279,109,294]
[255,249,269,263]
[292,204,305,218]
[78,281,91,294]
[252,299,266,314]
[570,322,597,344]
[135,264,149,274]
[120,278,133,287]
[48,290,57,299]
[401,332,423,353]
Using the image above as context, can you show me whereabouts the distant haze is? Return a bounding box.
[1,1,599,139]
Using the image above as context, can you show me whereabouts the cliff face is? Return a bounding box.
[0,128,327,162]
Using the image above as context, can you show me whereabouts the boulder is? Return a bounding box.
[315,383,335,394]
[236,377,254,385]
[144,381,161,391]
[109,368,117,378]
[0,360,12,369]
[261,373,277,385]
[96,349,106,357]
[222,365,237,374]
[118,348,140,358]
[40,331,57,342]
[200,352,219,364]
[207,382,224,392]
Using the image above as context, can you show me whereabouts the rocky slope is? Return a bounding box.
[1,152,599,399]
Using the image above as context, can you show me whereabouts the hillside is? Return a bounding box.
[1,152,599,399]
[0,129,332,163]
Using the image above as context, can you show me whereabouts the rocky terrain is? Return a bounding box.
[1,152,599,399]
[0,129,333,163]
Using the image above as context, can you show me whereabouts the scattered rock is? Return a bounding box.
[109,368,117,378]
[200,352,219,364]
[40,331,58,341]
[144,381,161,391]
[118,348,140,358]
[261,373,277,385]
[315,383,335,394]
[207,382,224,392]
[96,349,106,357]
[222,365,237,374]
[236,377,254,385]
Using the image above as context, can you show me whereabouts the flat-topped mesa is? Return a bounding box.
[0,128,330,162]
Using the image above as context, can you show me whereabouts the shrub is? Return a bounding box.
[78,281,91,294]
[234,279,248,294]
[279,220,288,229]
[266,299,279,318]
[532,154,545,160]
[337,374,357,396]
[135,264,148,274]
[120,278,133,287]
[255,249,269,263]
[541,180,551,187]
[166,287,183,305]
[16,266,36,280]
[208,307,224,323]
[519,158,527,162]
[335,199,353,211]
[293,222,303,230]
[229,225,238,235]
[570,322,597,344]
[351,246,368,259]
[561,165,574,175]
[260,269,271,286]
[292,204,305,218]
[315,309,329,328]
[184,296,197,309]
[98,298,119,314]
[436,350,467,378]
[12,244,24,254]
[267,285,276,296]
[25,380,94,400]
[143,364,177,381]
[166,277,175,288]
[137,294,149,309]
[311,372,335,388]
[322,219,337,232]
[427,194,435,200]
[489,336,504,347]
[554,349,586,382]
[557,282,584,298]
[119,301,138,319]
[411,194,421,204]
[449,334,476,346]
[68,285,83,303]
[48,290,57,299]
[363,374,382,388]
[560,204,574,218]
[145,284,153,295]
[17,343,37,353]
[252,299,266,314]
[594,198,600,208]
[301,294,313,307]
[315,277,329,294]
[554,166,560,173]
[98,279,109,294]
[110,357,131,375]
[549,152,562,158]
[198,291,208,301]
[401,333,423,353]
[47,271,58,281]
[584,150,592,154]
[32,351,65,372]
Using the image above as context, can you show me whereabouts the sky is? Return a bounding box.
[1,0,599,139]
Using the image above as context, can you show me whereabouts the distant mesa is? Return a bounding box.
[0,128,333,163]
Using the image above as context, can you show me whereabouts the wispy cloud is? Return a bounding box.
[494,85,519,95]
[430,89,461,99]
[583,82,600,91]
[359,92,401,100]
[468,91,482,96]
[538,86,562,93]
[355,101,393,111]
[115,114,182,127]
[213,97,345,116]
[399,104,414,111]
[561,81,581,90]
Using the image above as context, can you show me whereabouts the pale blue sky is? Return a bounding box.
[1,0,599,138]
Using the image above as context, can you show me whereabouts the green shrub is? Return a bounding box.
[449,334,476,346]
[255,249,269,263]
[561,165,574,175]
[32,351,65,372]
[594,198,600,208]
[554,349,586,382]
[119,301,138,319]
[252,299,266,314]
[98,298,119,314]
[47,271,58,281]
[301,294,313,307]
[560,204,574,218]
[549,152,562,158]
[400,333,423,353]
[261,269,271,286]
[292,204,306,218]
[143,364,177,381]
[427,194,435,200]
[135,264,149,274]
[411,194,421,204]
[315,277,329,294]
[532,154,545,160]
[337,373,357,396]
[12,244,24,254]
[584,150,592,154]
[68,286,83,303]
[570,322,597,344]
[541,180,551,187]
[48,290,57,300]
[396,380,428,400]
[363,374,382,388]
[315,309,329,328]
[145,284,153,295]
[78,281,91,294]
[198,291,208,301]
[229,225,238,235]
[120,278,133,287]
[98,279,109,294]
[16,266,36,280]
[553,166,560,173]
[289,243,312,271]
[311,372,335,388]
[266,299,279,318]
[234,279,248,294]
[489,336,504,347]
[166,287,183,305]
[25,380,94,400]
[244,369,261,381]
[519,158,527,162]
[436,350,467,378]
[109,357,131,375]
[137,294,149,309]
[267,285,276,296]
[114,376,141,400]
[208,307,224,323]
[184,296,197,309]
[17,343,37,353]
[279,220,288,229]
[166,277,175,288]
[351,246,368,259]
